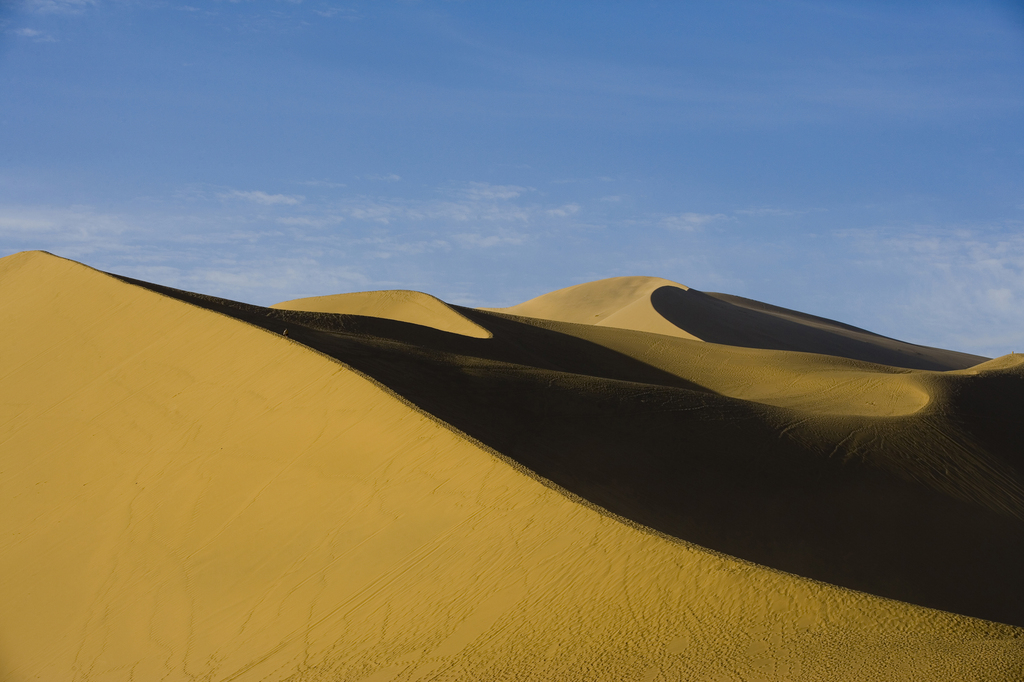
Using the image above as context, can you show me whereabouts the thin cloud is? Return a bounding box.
[348,204,398,224]
[339,184,549,224]
[459,183,531,201]
[11,27,56,42]
[313,6,361,19]
[219,190,304,206]
[547,203,580,217]
[453,232,527,248]
[0,204,130,238]
[27,0,96,14]
[276,216,344,227]
[660,212,728,231]
[297,180,347,188]
[735,207,812,217]
[840,225,1024,356]
[355,236,451,259]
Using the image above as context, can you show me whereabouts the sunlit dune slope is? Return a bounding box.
[2,251,1022,682]
[483,275,703,340]
[273,289,490,338]
[488,276,986,370]
[124,271,1024,628]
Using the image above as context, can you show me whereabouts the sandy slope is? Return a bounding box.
[134,273,1024,627]
[2,252,1022,681]
[484,276,703,340]
[489,276,986,370]
[273,290,490,338]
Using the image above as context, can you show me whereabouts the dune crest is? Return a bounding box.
[273,289,491,338]
[485,275,703,340]
[506,317,934,417]
[489,276,986,370]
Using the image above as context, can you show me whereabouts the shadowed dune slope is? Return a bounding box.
[2,252,1022,682]
[489,276,986,370]
[273,289,491,338]
[112,266,1024,628]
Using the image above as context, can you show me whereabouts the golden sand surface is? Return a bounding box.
[1,251,1022,681]
[490,276,986,370]
[484,275,704,340]
[273,290,490,339]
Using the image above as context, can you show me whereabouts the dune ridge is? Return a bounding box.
[1,251,1022,681]
[484,275,702,340]
[273,289,491,338]
[490,276,986,370]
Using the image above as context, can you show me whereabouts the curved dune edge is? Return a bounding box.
[487,276,987,370]
[273,289,491,338]
[484,275,703,341]
[480,311,934,417]
[1,252,1022,681]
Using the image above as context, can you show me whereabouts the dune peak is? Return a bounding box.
[487,275,987,370]
[485,276,701,340]
[272,288,491,338]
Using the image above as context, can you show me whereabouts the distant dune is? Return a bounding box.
[489,276,986,370]
[1,251,1021,681]
[274,289,491,338]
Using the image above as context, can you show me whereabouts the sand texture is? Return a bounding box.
[1,251,1022,681]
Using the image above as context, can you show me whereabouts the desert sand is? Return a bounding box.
[1,251,1021,681]
[274,290,491,339]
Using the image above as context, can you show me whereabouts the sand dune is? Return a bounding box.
[484,275,704,340]
[490,276,986,370]
[2,251,1022,681]
[138,273,1024,626]
[274,289,490,338]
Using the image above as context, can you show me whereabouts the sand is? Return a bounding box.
[274,290,491,339]
[1,251,1021,681]
[489,276,986,370]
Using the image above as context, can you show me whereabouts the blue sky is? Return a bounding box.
[1,0,1022,356]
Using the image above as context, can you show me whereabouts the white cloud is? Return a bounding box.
[0,205,129,238]
[366,174,401,182]
[297,180,347,188]
[276,216,344,227]
[735,207,810,217]
[453,232,526,248]
[339,184,546,225]
[840,226,1024,356]
[0,178,586,309]
[219,190,304,206]
[354,236,450,259]
[460,182,531,201]
[313,6,360,19]
[11,27,56,42]
[348,204,397,223]
[547,203,580,217]
[28,0,95,14]
[660,212,728,231]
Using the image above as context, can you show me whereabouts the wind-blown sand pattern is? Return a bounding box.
[1,251,1021,681]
